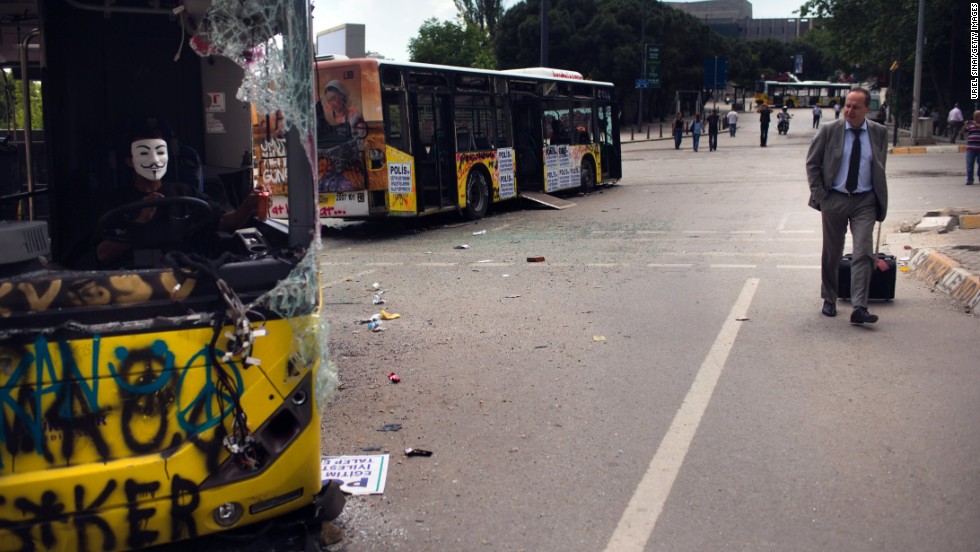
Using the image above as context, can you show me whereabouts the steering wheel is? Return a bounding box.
[97,196,214,250]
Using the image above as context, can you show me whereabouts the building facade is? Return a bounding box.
[663,0,820,43]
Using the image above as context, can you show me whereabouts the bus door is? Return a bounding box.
[511,94,543,190]
[410,91,454,212]
[598,103,622,179]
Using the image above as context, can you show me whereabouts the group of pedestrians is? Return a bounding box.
[671,106,740,151]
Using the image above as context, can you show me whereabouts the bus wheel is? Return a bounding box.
[580,158,596,193]
[463,169,489,220]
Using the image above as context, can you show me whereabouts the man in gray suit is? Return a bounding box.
[806,88,889,325]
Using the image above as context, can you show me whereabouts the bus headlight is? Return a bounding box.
[213,502,244,527]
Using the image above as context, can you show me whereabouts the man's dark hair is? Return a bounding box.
[850,88,871,108]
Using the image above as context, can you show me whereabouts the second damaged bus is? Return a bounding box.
[254,59,622,221]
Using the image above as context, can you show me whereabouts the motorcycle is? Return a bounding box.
[777,111,792,134]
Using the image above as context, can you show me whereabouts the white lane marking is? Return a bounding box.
[647,263,694,268]
[729,230,765,234]
[710,264,757,269]
[681,230,718,233]
[322,269,375,288]
[604,278,760,552]
[365,262,404,266]
[587,263,623,267]
[638,230,668,234]
[418,262,458,267]
[778,230,815,234]
[777,265,820,270]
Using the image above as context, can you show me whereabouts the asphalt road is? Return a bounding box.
[318,113,980,551]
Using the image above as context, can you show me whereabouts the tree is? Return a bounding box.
[799,0,965,121]
[408,18,495,69]
[454,0,504,36]
[0,69,43,130]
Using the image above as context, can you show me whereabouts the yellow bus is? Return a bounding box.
[0,1,342,550]
[254,59,622,221]
[754,80,852,108]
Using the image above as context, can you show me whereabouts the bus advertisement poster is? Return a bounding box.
[497,148,516,199]
[544,145,580,193]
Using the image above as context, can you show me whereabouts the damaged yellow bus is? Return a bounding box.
[254,58,622,221]
[0,1,342,551]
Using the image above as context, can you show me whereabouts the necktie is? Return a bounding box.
[845,128,862,192]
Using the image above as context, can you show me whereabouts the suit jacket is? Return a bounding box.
[806,117,889,221]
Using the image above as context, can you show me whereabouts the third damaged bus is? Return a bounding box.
[254,58,622,221]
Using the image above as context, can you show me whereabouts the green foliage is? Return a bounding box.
[408,18,496,69]
[454,0,504,35]
[799,0,966,116]
[0,70,43,130]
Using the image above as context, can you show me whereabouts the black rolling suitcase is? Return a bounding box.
[837,252,896,300]
[838,223,896,301]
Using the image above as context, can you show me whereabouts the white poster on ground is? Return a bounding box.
[321,454,390,495]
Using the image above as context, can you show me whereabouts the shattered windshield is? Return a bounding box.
[189,0,335,404]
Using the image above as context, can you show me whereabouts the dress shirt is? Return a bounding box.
[832,121,872,193]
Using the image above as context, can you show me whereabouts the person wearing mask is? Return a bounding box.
[96,126,263,266]
[805,88,889,325]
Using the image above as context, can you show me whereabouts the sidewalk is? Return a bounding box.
[895,213,980,315]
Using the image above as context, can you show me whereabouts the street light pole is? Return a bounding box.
[540,0,549,67]
[638,0,646,129]
[911,0,925,144]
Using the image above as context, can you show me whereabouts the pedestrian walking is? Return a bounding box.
[726,107,738,137]
[812,105,822,128]
[672,112,684,150]
[706,108,720,151]
[948,103,964,143]
[834,102,841,120]
[690,114,703,152]
[963,110,980,185]
[806,88,889,325]
[759,104,771,147]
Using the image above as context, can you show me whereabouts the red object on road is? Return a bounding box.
[388,372,401,383]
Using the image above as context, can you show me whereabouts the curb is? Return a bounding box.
[907,248,980,313]
[890,145,966,155]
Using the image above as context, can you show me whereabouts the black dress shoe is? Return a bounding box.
[821,300,837,317]
[850,306,879,325]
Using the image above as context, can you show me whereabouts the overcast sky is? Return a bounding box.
[311,0,807,62]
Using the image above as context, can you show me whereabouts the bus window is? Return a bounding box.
[544,103,571,145]
[495,104,511,148]
[383,90,408,151]
[571,103,593,144]
[454,95,493,151]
